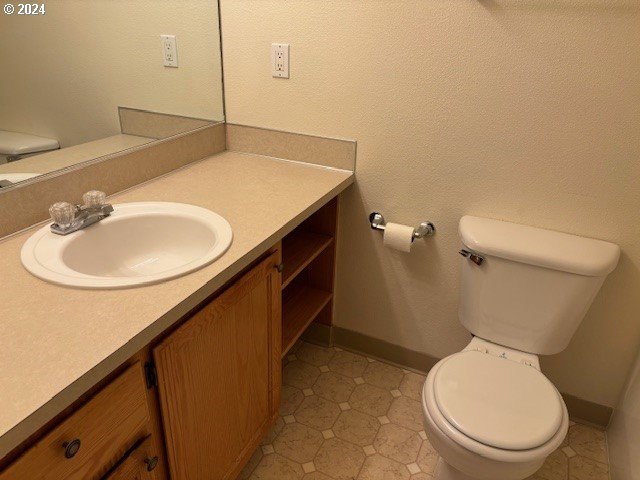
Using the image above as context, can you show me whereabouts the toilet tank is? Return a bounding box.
[458,216,620,355]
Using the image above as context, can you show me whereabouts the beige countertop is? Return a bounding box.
[0,134,152,175]
[0,151,353,458]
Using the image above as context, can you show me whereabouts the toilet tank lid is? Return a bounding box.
[459,216,620,277]
[0,131,59,155]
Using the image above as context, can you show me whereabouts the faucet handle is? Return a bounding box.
[82,190,107,207]
[49,202,76,229]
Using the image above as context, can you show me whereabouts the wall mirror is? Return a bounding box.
[0,0,224,190]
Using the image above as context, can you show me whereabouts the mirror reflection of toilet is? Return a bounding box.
[422,216,620,480]
[0,130,59,164]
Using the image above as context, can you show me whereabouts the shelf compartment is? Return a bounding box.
[281,230,333,289]
[281,283,332,357]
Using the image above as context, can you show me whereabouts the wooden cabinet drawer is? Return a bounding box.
[105,435,159,480]
[1,362,151,480]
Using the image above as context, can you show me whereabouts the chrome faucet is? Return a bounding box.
[49,190,114,235]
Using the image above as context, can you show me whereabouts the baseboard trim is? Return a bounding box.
[561,393,612,429]
[302,322,333,346]
[321,325,612,427]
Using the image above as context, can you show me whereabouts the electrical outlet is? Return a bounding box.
[161,35,178,68]
[271,43,289,78]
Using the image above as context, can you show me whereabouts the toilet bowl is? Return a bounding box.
[420,216,619,480]
[421,338,569,480]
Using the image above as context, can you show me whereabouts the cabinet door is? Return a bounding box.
[153,252,281,480]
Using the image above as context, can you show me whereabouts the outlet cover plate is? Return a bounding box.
[271,43,289,78]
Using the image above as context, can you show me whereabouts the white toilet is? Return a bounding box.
[421,216,620,480]
[0,130,59,163]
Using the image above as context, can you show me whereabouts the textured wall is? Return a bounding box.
[609,349,640,479]
[220,0,640,407]
[0,0,223,148]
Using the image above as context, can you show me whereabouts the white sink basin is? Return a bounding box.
[21,202,233,289]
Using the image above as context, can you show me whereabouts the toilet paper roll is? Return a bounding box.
[383,222,414,252]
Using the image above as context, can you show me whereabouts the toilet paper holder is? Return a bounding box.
[369,212,435,241]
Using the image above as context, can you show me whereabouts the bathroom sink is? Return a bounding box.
[21,202,233,289]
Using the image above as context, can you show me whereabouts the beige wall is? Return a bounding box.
[0,0,223,149]
[220,0,640,407]
[609,348,640,479]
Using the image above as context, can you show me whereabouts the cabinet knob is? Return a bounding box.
[144,456,159,471]
[63,438,81,459]
[276,262,284,273]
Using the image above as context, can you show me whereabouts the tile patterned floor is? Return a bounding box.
[237,341,611,480]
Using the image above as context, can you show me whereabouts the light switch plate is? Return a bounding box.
[271,43,289,78]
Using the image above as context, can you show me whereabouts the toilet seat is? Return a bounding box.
[423,351,569,464]
[433,350,564,451]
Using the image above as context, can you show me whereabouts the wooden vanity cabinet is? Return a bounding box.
[105,436,160,480]
[0,245,284,480]
[0,362,158,480]
[152,250,282,479]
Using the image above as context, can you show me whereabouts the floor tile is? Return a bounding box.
[399,372,426,401]
[527,449,568,480]
[322,429,335,439]
[296,342,336,366]
[280,385,305,416]
[416,440,438,475]
[242,342,611,480]
[388,396,424,432]
[313,371,355,403]
[363,444,376,456]
[252,453,304,480]
[262,444,274,455]
[262,416,284,445]
[374,423,422,464]
[350,383,394,417]
[333,409,381,446]
[295,395,341,431]
[273,423,324,464]
[568,424,608,464]
[302,462,316,473]
[315,437,366,480]
[329,350,369,378]
[303,473,332,480]
[237,447,263,479]
[357,454,411,480]
[363,361,404,390]
[568,455,609,480]
[284,361,321,390]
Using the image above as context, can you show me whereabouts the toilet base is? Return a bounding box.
[433,457,477,480]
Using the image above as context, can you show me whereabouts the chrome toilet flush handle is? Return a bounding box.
[459,249,485,266]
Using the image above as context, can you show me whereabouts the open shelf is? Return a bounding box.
[281,230,333,289]
[281,283,332,357]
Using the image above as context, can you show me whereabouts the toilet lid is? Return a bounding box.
[433,350,564,451]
